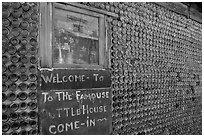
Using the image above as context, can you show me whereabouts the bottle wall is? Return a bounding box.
[2,2,202,135]
[80,2,202,135]
[2,2,39,135]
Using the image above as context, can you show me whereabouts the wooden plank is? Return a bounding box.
[39,3,52,68]
[182,2,191,7]
[105,16,111,69]
[99,15,106,68]
[106,18,112,69]
[39,3,46,67]
[48,3,53,67]
[155,2,202,23]
[155,2,188,17]
[58,2,118,18]
[53,64,104,70]
[190,7,202,23]
[54,3,102,18]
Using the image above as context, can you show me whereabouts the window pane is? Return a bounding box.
[53,8,99,66]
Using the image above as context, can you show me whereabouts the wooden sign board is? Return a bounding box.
[39,69,112,135]
[40,69,111,90]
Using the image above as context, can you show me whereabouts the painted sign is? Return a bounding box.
[40,69,111,90]
[40,88,112,135]
[40,69,112,135]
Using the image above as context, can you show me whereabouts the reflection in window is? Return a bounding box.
[53,8,99,66]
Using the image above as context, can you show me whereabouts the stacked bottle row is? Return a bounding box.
[82,2,202,135]
[2,2,39,135]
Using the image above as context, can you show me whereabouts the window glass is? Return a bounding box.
[53,8,99,66]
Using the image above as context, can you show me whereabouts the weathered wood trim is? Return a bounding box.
[190,7,202,23]
[54,2,103,18]
[99,15,106,68]
[154,2,202,23]
[39,2,52,68]
[155,2,189,17]
[105,17,111,69]
[58,2,118,18]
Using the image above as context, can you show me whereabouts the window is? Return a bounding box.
[40,3,107,69]
[53,8,99,66]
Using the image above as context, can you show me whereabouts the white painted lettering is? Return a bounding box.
[82,105,89,115]
[48,121,83,134]
[93,106,98,113]
[64,108,70,117]
[91,93,96,101]
[53,76,57,83]
[89,107,93,113]
[71,108,75,116]
[106,92,109,98]
[55,92,63,101]
[86,116,89,127]
[99,76,104,81]
[93,74,99,81]
[90,119,96,127]
[63,92,72,101]
[56,108,62,118]
[74,75,81,82]
[49,125,56,134]
[76,108,81,115]
[62,76,67,82]
[102,92,106,98]
[68,75,74,82]
[41,73,53,83]
[104,106,107,112]
[81,75,85,82]
[76,91,81,101]
[74,121,80,129]
[99,106,104,112]
[56,73,62,83]
[47,95,53,102]
[57,124,64,133]
[96,92,101,98]
[42,92,48,103]
[65,122,73,131]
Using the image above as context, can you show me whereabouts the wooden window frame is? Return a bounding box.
[40,2,108,70]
